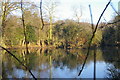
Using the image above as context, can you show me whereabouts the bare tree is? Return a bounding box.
[43,0,57,41]
[1,0,21,47]
[72,5,82,23]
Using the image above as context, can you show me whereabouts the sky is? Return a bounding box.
[9,0,119,24]
[37,0,119,24]
[59,0,118,22]
[49,0,119,24]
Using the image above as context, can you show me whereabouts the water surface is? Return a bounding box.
[1,47,120,78]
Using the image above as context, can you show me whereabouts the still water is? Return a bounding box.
[1,47,120,78]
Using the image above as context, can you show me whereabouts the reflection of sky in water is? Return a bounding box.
[50,61,107,78]
[13,68,26,78]
[7,61,109,78]
[3,48,120,78]
[52,66,77,78]
[8,68,26,78]
[80,61,107,78]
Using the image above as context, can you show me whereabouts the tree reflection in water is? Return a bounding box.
[1,47,120,78]
[102,47,120,79]
[107,65,120,79]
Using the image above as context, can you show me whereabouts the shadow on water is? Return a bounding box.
[1,47,120,78]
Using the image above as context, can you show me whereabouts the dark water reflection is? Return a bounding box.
[1,47,120,78]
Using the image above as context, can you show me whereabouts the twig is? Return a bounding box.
[108,19,120,24]
[78,0,111,76]
[98,19,120,28]
[40,0,44,30]
[103,16,107,22]
[89,5,94,33]
[110,2,120,15]
[31,3,40,8]
[0,46,37,80]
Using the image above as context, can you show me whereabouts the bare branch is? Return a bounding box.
[110,2,120,15]
[103,16,107,22]
[0,46,37,80]
[31,3,40,8]
[108,19,120,24]
[73,5,82,23]
[99,19,120,28]
[78,0,111,76]
[89,5,94,33]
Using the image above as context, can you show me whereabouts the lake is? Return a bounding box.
[0,47,120,79]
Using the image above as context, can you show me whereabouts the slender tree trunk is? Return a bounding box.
[48,16,53,45]
[1,2,7,37]
[40,0,44,30]
[65,39,68,50]
[49,17,52,40]
[89,5,94,33]
[21,0,29,54]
